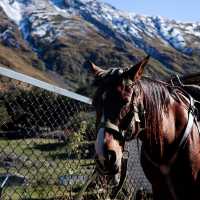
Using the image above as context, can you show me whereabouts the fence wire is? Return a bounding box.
[0,70,152,200]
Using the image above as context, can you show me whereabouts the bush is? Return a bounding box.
[66,121,86,159]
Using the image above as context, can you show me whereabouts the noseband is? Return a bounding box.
[96,119,130,199]
[98,103,146,146]
[95,101,145,177]
[95,120,125,175]
[99,120,125,143]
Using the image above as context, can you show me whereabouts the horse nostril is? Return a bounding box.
[107,150,116,164]
[113,173,120,185]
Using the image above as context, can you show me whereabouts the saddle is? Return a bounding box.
[172,75,200,119]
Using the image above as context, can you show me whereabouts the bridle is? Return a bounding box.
[94,79,147,185]
[95,117,130,199]
[95,116,127,175]
[93,87,147,199]
[99,120,126,144]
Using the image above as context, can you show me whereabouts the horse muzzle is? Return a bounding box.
[95,155,120,175]
[95,157,121,186]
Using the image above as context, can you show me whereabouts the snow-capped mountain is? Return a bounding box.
[2,0,200,52]
[0,0,200,93]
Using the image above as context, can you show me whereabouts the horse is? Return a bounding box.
[86,56,200,200]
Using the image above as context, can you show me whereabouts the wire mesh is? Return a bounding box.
[0,72,152,200]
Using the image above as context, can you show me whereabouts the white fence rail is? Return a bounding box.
[0,66,92,105]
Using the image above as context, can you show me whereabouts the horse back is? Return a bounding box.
[171,75,200,120]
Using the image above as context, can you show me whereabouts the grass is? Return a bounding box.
[2,185,72,200]
[0,138,95,199]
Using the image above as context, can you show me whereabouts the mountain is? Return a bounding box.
[0,0,200,95]
[0,5,69,87]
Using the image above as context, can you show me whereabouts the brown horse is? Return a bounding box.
[87,56,200,200]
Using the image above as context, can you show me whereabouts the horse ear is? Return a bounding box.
[126,55,150,81]
[85,60,105,77]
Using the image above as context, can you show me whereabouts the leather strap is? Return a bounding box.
[105,120,120,132]
[179,94,195,149]
[99,120,125,142]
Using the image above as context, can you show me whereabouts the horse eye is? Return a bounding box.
[122,79,134,87]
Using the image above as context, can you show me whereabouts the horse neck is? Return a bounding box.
[138,79,172,158]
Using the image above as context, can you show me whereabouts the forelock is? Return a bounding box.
[93,67,125,87]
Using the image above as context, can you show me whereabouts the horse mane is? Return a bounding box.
[136,77,171,155]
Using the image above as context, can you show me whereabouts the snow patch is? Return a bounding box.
[0,0,199,55]
[0,0,23,24]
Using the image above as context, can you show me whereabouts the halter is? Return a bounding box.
[95,73,146,152]
[97,97,146,146]
[94,100,145,199]
[95,85,146,177]
[95,116,126,175]
[98,120,125,143]
[95,118,130,199]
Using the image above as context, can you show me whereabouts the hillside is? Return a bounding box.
[0,6,69,87]
[0,0,200,95]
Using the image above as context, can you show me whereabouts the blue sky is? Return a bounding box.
[101,0,200,22]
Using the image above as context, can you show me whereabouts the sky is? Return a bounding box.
[101,0,200,22]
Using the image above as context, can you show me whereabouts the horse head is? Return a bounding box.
[87,56,150,184]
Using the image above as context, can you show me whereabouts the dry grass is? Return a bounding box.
[0,44,64,86]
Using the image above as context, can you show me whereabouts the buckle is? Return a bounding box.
[123,150,129,160]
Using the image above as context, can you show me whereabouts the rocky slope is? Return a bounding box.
[0,6,69,86]
[0,0,200,94]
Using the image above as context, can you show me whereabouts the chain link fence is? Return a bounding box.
[0,66,152,200]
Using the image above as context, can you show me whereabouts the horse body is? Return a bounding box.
[87,57,200,200]
[138,83,200,200]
